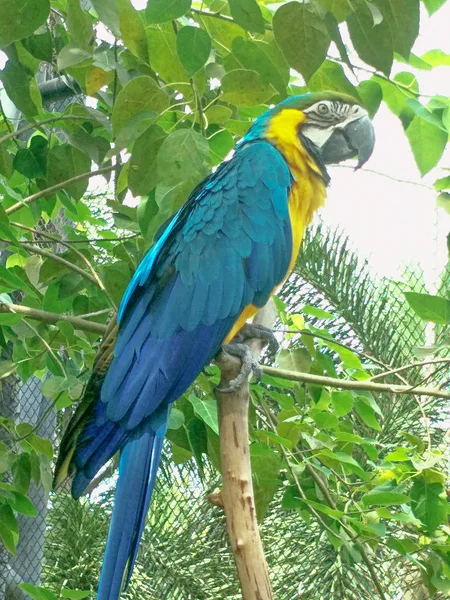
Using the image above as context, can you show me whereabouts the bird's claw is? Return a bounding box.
[234,323,279,355]
[215,343,262,393]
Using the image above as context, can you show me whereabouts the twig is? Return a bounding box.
[336,164,434,190]
[191,6,275,29]
[0,115,97,146]
[261,365,450,400]
[84,456,119,495]
[11,222,117,308]
[5,165,118,215]
[259,402,387,599]
[214,302,276,600]
[369,358,450,381]
[0,302,107,334]
[20,319,67,378]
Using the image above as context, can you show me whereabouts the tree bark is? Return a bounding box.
[215,302,276,600]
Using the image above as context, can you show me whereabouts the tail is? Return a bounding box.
[97,416,167,600]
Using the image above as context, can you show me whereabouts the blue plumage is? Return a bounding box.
[63,140,294,600]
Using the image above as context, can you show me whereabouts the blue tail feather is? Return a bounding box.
[96,413,168,600]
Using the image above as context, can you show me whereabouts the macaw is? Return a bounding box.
[54,92,375,600]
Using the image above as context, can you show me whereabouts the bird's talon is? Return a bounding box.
[234,323,279,355]
[216,342,261,393]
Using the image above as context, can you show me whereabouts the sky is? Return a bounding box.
[1,2,449,290]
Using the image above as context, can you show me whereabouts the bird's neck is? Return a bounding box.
[264,109,328,270]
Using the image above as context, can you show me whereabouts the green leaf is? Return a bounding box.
[0,360,18,379]
[0,264,38,298]
[0,0,50,49]
[355,399,381,431]
[357,79,382,118]
[400,431,426,453]
[347,1,393,75]
[146,27,189,86]
[410,478,447,533]
[118,0,148,60]
[314,0,351,21]
[308,60,359,100]
[0,504,18,554]
[57,44,92,70]
[18,584,57,600]
[67,0,94,49]
[176,26,211,76]
[13,136,48,179]
[146,0,191,22]
[22,30,53,62]
[421,0,446,15]
[376,0,419,59]
[0,145,13,178]
[188,394,219,435]
[273,2,330,82]
[157,128,210,186]
[129,124,166,196]
[0,60,40,117]
[404,292,450,325]
[421,49,450,66]
[12,453,31,495]
[168,407,185,430]
[8,490,38,516]
[278,348,311,373]
[310,410,339,430]
[112,76,169,135]
[47,144,91,201]
[28,434,53,460]
[90,0,120,37]
[205,105,232,125]
[60,590,91,600]
[199,12,242,53]
[406,115,448,176]
[221,69,275,106]
[374,76,415,128]
[362,492,411,507]
[229,38,289,96]
[331,390,354,417]
[209,129,234,166]
[228,0,265,34]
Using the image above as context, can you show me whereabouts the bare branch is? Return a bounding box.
[5,165,118,216]
[214,302,276,600]
[0,302,107,334]
[262,365,450,400]
[0,115,97,146]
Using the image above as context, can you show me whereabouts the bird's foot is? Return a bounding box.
[215,343,262,393]
[234,323,279,355]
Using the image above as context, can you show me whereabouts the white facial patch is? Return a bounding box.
[301,101,368,149]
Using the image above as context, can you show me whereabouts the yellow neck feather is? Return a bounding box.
[265,108,327,271]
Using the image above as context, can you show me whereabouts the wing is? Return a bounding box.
[67,141,293,495]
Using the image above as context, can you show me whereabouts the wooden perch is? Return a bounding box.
[215,301,276,600]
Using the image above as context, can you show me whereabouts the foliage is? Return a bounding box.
[0,0,448,598]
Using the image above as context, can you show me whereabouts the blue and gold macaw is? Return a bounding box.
[54,92,375,600]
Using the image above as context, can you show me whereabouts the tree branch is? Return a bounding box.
[0,302,107,334]
[0,115,97,146]
[262,365,450,400]
[5,165,118,215]
[10,223,117,308]
[214,302,276,600]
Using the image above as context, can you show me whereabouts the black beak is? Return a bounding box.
[321,115,375,169]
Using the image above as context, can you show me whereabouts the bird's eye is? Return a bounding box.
[317,102,329,115]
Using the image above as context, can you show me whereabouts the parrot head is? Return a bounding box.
[246,92,375,170]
